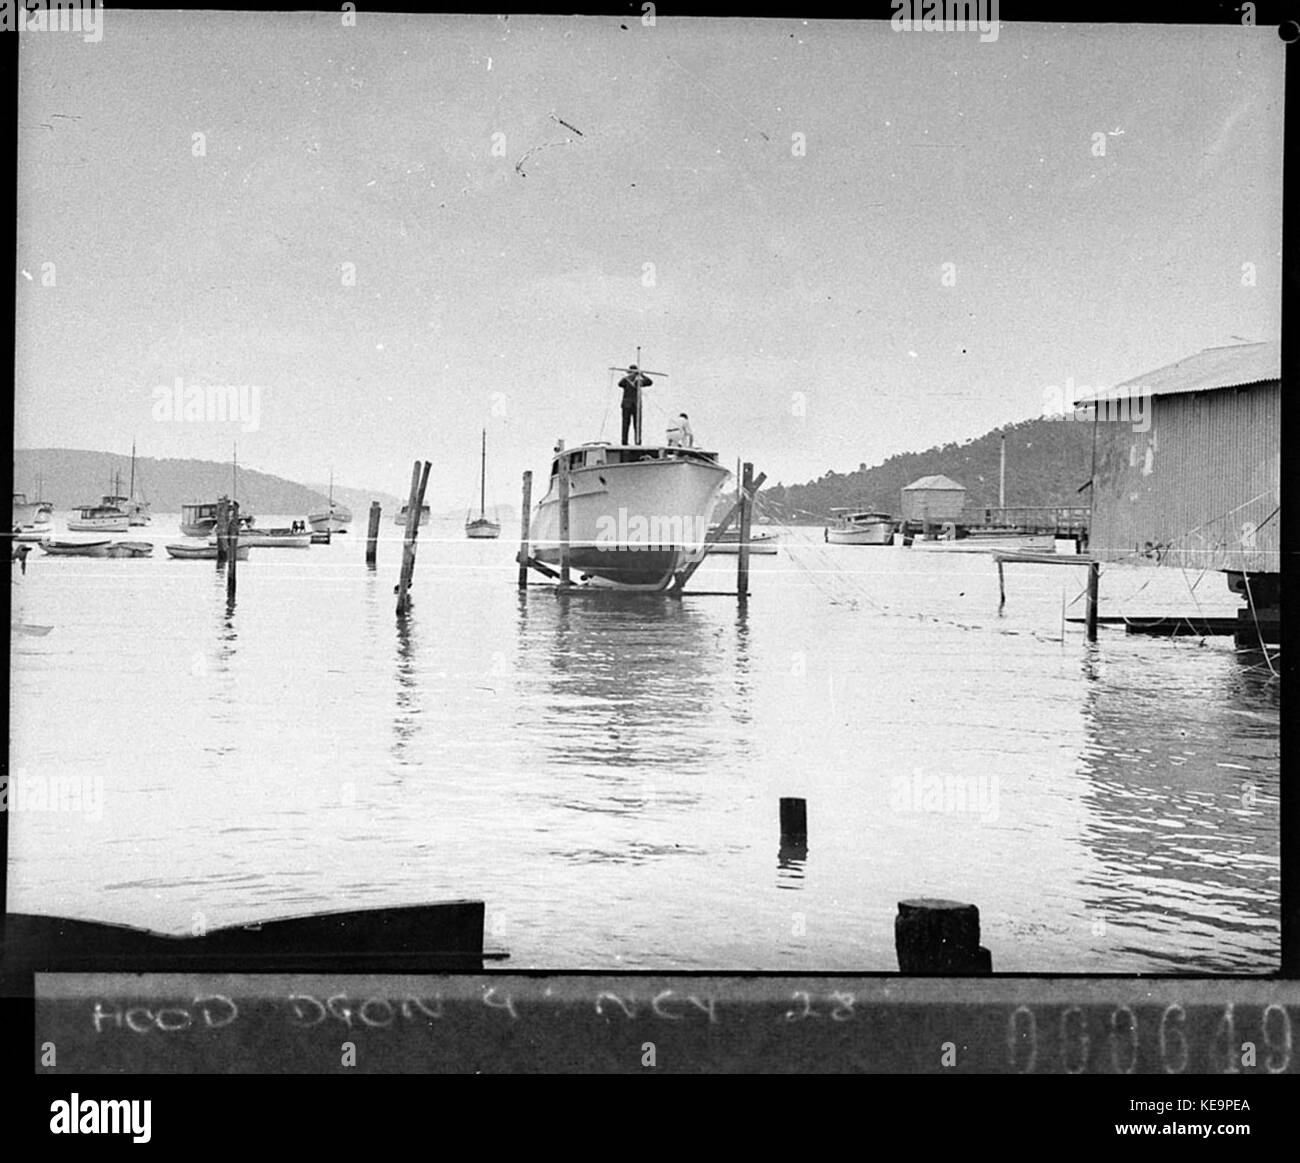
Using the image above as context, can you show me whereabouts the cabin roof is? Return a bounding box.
[902,474,966,491]
[1074,340,1281,404]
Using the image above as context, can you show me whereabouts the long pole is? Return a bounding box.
[480,429,487,518]
[999,435,1006,510]
[129,440,136,501]
[1086,561,1100,642]
[557,440,570,586]
[397,460,431,616]
[517,470,533,589]
[365,501,381,566]
[226,500,239,602]
[737,462,754,600]
[215,496,229,564]
[635,345,642,445]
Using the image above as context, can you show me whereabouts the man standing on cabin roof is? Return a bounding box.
[618,365,653,445]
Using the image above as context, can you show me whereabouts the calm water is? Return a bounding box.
[9,517,1280,972]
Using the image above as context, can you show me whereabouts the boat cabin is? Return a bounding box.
[549,443,721,478]
[830,508,893,525]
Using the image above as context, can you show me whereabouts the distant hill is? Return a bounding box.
[13,449,403,516]
[761,416,1095,522]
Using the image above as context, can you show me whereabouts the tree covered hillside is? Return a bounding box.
[762,416,1095,521]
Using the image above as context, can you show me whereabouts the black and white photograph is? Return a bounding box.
[5,2,1290,1088]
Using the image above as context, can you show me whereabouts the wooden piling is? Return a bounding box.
[779,797,807,844]
[226,500,239,602]
[214,497,229,564]
[895,898,992,974]
[1085,560,1100,642]
[396,460,431,616]
[737,461,754,600]
[365,501,381,567]
[517,470,533,590]
[556,440,570,587]
[997,560,1006,610]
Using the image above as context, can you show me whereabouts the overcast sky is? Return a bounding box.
[16,13,1283,504]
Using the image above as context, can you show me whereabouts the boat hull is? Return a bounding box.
[67,516,130,533]
[40,541,112,557]
[307,506,352,533]
[165,544,252,560]
[394,508,431,526]
[827,522,894,545]
[241,531,311,548]
[466,519,501,539]
[530,451,731,589]
[105,541,154,558]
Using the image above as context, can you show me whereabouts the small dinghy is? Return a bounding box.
[40,540,112,557]
[105,540,154,558]
[165,542,252,560]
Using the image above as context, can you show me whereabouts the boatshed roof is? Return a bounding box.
[1074,340,1280,404]
[902,474,966,492]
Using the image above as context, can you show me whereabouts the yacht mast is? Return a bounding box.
[480,429,487,518]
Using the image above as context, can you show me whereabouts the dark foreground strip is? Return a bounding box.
[32,974,1300,1075]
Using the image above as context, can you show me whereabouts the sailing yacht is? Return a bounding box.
[123,441,151,525]
[465,429,501,539]
[307,470,352,533]
[12,472,53,537]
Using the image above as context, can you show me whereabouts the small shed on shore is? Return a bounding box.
[1075,340,1280,582]
[901,474,967,523]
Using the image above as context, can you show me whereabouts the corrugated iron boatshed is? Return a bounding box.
[1075,340,1279,595]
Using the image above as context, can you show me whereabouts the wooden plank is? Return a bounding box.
[6,903,487,973]
[994,551,1096,566]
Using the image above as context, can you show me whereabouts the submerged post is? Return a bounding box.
[737,461,754,599]
[365,501,381,567]
[517,470,533,590]
[396,460,431,616]
[226,500,239,602]
[1085,560,1100,642]
[895,898,992,974]
[556,440,570,587]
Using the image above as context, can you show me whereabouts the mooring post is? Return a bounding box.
[214,497,229,564]
[895,898,992,974]
[1085,560,1100,642]
[226,500,239,602]
[396,460,431,616]
[556,440,571,587]
[517,469,533,590]
[737,461,754,600]
[365,501,381,568]
[780,797,807,845]
[997,559,1006,610]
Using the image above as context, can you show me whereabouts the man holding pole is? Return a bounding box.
[618,364,653,445]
